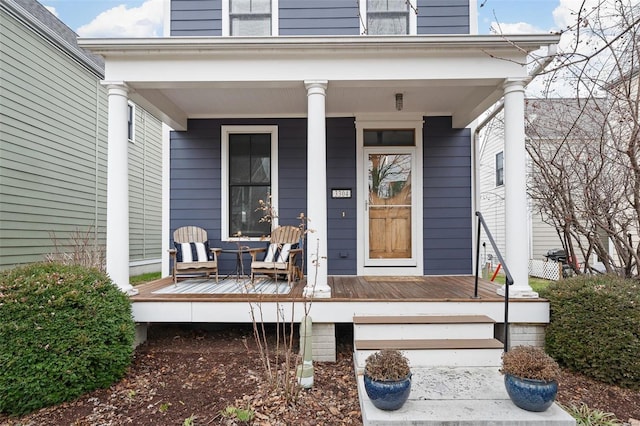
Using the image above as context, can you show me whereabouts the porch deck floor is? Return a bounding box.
[131,275,539,303]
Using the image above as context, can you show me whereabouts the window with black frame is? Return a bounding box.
[228,133,272,237]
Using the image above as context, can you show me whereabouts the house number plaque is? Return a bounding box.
[331,188,352,199]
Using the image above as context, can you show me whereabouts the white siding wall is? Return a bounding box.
[530,210,563,261]
[478,114,506,272]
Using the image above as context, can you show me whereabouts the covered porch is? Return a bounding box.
[78,34,561,299]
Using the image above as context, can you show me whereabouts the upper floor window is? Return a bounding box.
[229,0,273,36]
[496,151,504,187]
[366,0,410,35]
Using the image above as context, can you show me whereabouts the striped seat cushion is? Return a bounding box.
[263,243,296,263]
[175,241,213,263]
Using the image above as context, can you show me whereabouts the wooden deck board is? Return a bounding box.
[130,275,529,303]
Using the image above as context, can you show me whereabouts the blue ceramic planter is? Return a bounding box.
[364,374,412,411]
[504,373,558,412]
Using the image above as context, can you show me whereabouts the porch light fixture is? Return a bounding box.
[395,93,403,111]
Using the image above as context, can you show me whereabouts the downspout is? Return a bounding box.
[471,43,557,271]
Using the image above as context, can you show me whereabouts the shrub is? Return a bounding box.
[500,345,561,382]
[364,350,411,381]
[540,275,640,389]
[0,263,135,415]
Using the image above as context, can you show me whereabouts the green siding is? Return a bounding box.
[0,5,162,271]
[129,108,163,261]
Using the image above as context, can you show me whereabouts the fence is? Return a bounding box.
[529,259,561,281]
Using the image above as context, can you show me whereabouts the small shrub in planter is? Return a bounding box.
[501,345,561,412]
[0,263,135,416]
[540,275,640,389]
[501,345,561,382]
[364,350,412,411]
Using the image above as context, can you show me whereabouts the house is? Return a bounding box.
[0,0,163,275]
[78,1,563,364]
[478,97,612,277]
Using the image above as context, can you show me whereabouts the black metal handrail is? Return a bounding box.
[474,211,514,352]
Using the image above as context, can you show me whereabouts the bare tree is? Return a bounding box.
[524,1,640,277]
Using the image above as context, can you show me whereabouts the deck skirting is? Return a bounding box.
[130,275,550,358]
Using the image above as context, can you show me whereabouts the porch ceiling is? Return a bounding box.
[80,35,561,130]
[135,78,501,118]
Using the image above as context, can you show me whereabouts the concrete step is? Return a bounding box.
[357,366,576,426]
[354,318,495,340]
[354,338,504,368]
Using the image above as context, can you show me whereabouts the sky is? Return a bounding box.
[40,0,571,38]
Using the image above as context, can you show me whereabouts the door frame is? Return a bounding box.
[355,115,424,276]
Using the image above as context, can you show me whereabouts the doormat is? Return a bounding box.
[153,277,291,295]
[364,276,425,282]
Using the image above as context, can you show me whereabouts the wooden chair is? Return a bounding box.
[249,225,303,285]
[169,226,221,284]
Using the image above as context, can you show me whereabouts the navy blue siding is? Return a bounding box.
[169,0,469,36]
[171,0,221,36]
[422,116,472,275]
[326,117,357,275]
[417,0,469,34]
[171,118,307,273]
[171,116,472,277]
[279,0,359,36]
[170,117,355,275]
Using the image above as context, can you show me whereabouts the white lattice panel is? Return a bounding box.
[529,259,560,281]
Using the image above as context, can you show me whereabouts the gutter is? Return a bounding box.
[78,34,561,55]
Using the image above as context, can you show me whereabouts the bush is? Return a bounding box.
[540,275,640,389]
[0,263,135,415]
[500,345,561,382]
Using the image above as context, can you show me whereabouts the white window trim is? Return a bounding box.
[355,115,424,276]
[127,101,135,143]
[221,125,279,241]
[359,0,417,35]
[222,0,279,37]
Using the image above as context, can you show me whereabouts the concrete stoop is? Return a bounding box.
[357,366,576,426]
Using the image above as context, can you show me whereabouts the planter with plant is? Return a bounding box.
[363,349,412,411]
[500,345,561,412]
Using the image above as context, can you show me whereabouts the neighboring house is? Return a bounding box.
[478,98,606,272]
[0,0,163,275]
[80,0,559,297]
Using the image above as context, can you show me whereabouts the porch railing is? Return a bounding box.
[474,211,514,352]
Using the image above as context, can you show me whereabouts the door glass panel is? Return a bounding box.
[364,129,414,146]
[368,153,412,259]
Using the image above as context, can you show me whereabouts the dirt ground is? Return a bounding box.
[1,324,639,426]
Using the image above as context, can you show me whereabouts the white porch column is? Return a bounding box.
[303,80,331,298]
[105,83,136,295]
[500,78,537,298]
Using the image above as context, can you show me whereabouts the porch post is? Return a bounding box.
[500,78,537,298]
[105,83,136,295]
[303,80,331,298]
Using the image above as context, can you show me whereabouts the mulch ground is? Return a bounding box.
[1,324,639,425]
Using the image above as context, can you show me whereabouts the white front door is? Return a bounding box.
[356,119,423,276]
